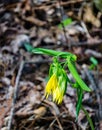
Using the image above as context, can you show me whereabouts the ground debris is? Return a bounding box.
[0,0,102,130]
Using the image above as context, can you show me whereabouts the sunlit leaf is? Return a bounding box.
[58,18,72,29]
[67,57,91,92]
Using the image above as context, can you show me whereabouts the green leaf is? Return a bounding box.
[67,56,91,92]
[49,64,54,77]
[72,82,79,88]
[24,43,33,52]
[58,18,72,29]
[31,47,72,58]
[90,57,98,66]
[93,0,102,12]
[89,57,98,70]
[24,44,76,59]
[76,88,83,118]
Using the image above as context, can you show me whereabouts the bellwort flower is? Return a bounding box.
[45,59,68,104]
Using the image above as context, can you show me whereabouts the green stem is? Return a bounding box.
[81,105,95,130]
[76,88,83,119]
[32,48,73,58]
[24,43,76,59]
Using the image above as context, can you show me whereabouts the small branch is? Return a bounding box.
[82,65,102,120]
[7,60,24,130]
[42,39,102,49]
[33,0,83,10]
[85,49,102,58]
[58,0,75,49]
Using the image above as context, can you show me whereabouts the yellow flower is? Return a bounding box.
[45,72,67,104]
[45,74,58,98]
[53,86,63,104]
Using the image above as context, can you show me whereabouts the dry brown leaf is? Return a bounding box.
[33,106,46,119]
[83,4,101,27]
[0,61,6,78]
[23,16,46,26]
[0,98,12,129]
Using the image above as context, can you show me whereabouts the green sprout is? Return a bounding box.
[89,56,98,70]
[58,18,72,29]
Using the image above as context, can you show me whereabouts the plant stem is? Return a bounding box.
[81,105,95,130]
[76,88,83,119]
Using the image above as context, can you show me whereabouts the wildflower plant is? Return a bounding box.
[45,58,68,104]
[24,43,94,130]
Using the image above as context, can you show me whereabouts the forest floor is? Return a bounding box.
[0,0,102,130]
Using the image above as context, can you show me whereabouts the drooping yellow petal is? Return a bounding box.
[45,74,58,98]
[53,86,63,104]
[45,65,68,104]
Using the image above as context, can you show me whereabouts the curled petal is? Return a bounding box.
[45,74,57,97]
[53,87,63,104]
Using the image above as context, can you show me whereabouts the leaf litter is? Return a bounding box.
[0,0,102,130]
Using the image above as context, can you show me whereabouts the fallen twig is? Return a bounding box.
[42,39,102,49]
[7,59,24,130]
[82,64,102,120]
[85,49,102,58]
[33,0,83,10]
